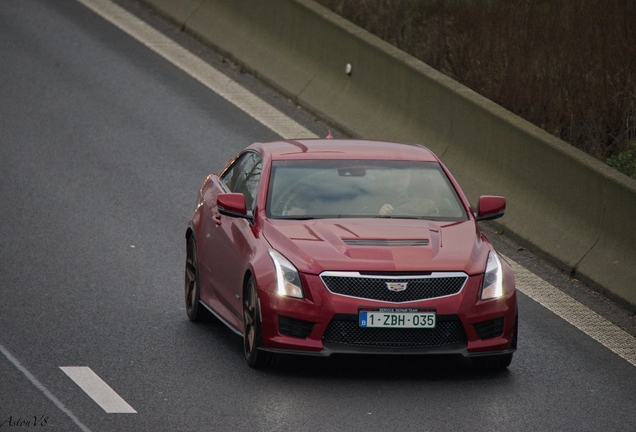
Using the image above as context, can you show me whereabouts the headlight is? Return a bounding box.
[268,250,304,298]
[481,251,503,300]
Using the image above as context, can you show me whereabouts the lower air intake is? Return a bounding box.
[278,315,315,339]
[473,317,504,340]
[323,316,466,348]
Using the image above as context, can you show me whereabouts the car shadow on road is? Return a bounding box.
[261,353,513,382]
[185,313,513,381]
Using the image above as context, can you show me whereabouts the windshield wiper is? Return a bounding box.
[375,215,422,219]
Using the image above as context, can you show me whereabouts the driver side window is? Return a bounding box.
[220,152,262,212]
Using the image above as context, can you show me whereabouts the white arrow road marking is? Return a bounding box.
[60,367,137,414]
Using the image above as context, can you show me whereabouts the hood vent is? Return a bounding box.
[343,239,429,247]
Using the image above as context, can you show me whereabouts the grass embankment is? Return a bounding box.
[315,0,636,177]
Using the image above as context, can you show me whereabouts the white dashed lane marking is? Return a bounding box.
[60,367,137,414]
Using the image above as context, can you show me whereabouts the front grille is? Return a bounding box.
[474,317,504,339]
[278,315,315,338]
[320,272,467,302]
[323,315,466,348]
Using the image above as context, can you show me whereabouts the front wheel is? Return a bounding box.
[243,277,273,368]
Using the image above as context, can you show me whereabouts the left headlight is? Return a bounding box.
[481,251,503,300]
[268,250,304,299]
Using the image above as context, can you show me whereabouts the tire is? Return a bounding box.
[243,276,273,368]
[185,235,204,322]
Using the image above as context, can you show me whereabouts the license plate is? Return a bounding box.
[359,309,436,328]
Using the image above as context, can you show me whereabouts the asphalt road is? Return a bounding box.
[1,1,635,431]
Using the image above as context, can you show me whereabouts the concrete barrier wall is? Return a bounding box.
[140,0,636,309]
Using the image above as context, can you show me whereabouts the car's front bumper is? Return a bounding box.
[256,272,517,357]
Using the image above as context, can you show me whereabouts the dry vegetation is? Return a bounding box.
[315,0,636,177]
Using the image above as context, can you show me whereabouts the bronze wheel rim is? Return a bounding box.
[185,239,197,314]
[243,280,257,358]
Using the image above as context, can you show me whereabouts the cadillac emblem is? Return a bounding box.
[386,282,408,292]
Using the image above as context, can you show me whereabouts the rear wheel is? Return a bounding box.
[185,236,204,322]
[243,277,272,368]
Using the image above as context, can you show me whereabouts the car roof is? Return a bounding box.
[248,139,440,162]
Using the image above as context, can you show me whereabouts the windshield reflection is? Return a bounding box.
[266,160,468,221]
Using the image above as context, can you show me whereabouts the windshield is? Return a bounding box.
[266,160,468,221]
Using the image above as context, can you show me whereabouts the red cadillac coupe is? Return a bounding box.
[185,139,517,368]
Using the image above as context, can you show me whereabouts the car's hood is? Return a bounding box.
[262,218,490,275]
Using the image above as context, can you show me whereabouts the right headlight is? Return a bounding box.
[481,251,503,300]
[268,249,304,299]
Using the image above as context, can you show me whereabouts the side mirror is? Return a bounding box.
[475,196,506,221]
[217,193,252,220]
